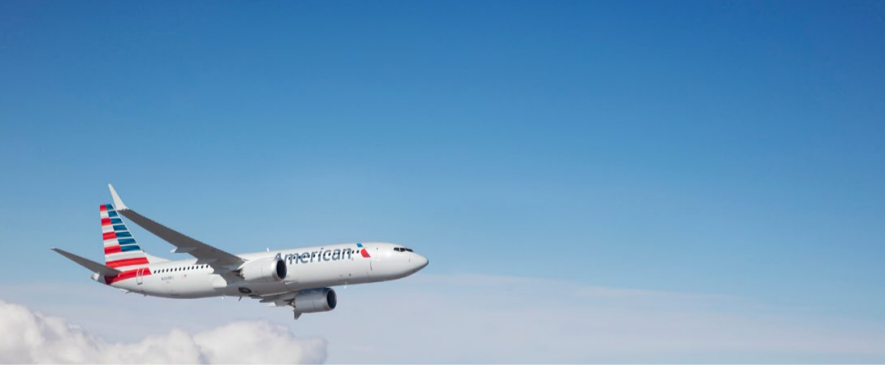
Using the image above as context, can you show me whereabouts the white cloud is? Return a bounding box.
[0,300,327,364]
[4,275,885,363]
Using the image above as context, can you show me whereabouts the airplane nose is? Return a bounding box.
[415,255,429,270]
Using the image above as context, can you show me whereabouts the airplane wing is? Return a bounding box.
[108,184,245,272]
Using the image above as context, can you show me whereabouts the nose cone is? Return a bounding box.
[410,254,429,273]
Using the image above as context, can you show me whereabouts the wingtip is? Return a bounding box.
[108,184,128,210]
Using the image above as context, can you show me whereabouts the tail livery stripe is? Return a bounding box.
[105,245,142,254]
[100,203,149,270]
[106,257,149,268]
[105,250,147,261]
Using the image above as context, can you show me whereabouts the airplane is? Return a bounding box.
[52,184,429,320]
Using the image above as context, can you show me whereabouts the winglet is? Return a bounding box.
[108,184,128,211]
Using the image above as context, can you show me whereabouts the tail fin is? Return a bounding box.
[101,203,150,269]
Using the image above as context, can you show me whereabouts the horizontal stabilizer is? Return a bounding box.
[52,248,121,276]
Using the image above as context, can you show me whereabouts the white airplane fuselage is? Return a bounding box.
[110,242,428,299]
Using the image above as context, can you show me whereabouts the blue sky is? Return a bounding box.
[2,1,885,362]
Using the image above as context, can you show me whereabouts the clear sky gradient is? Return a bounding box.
[1,1,884,363]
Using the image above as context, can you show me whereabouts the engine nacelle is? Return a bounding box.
[240,257,287,284]
[293,288,337,316]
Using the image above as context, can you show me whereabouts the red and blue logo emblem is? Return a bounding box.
[357,243,371,258]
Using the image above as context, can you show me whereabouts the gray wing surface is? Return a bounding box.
[108,184,245,272]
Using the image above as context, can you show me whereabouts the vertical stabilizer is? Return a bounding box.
[100,203,150,269]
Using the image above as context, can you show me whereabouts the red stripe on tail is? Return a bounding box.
[106,257,149,268]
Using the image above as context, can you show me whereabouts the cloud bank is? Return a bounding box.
[5,275,885,363]
[0,300,326,364]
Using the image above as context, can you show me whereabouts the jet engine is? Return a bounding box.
[240,257,287,283]
[293,288,337,317]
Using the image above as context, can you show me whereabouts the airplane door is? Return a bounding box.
[136,268,144,285]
